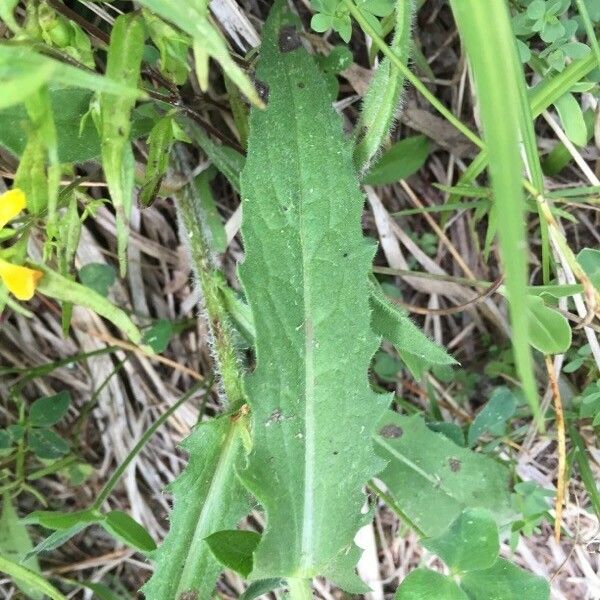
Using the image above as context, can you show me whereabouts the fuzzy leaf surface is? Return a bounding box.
[238,2,388,587]
[142,415,250,600]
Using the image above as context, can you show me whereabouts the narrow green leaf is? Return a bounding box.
[142,415,251,599]
[181,119,244,192]
[26,523,88,558]
[140,116,175,207]
[238,2,388,586]
[460,558,549,600]
[0,45,144,103]
[0,555,66,600]
[101,511,156,553]
[224,74,250,148]
[354,0,416,170]
[100,13,145,277]
[62,195,82,271]
[136,0,263,106]
[363,135,430,185]
[195,168,227,253]
[395,569,468,600]
[527,295,572,354]
[205,529,260,577]
[29,390,70,427]
[36,266,143,345]
[370,280,456,378]
[14,129,47,215]
[569,424,600,518]
[375,412,512,537]
[467,387,517,447]
[422,508,499,573]
[0,494,43,599]
[22,509,100,530]
[15,86,60,237]
[449,0,540,424]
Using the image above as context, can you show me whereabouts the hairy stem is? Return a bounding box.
[173,144,245,409]
[343,0,483,150]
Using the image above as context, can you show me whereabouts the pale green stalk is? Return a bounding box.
[574,0,600,68]
[287,578,313,600]
[448,0,541,425]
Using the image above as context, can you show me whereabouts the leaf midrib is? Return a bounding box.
[176,421,240,593]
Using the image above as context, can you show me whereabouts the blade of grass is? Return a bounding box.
[449,0,541,426]
[91,382,205,509]
[451,52,599,199]
[0,555,66,600]
[574,0,600,69]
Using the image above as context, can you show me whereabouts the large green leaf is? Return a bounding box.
[100,13,145,277]
[238,2,388,588]
[375,412,512,537]
[142,415,251,599]
[0,88,156,163]
[139,115,175,207]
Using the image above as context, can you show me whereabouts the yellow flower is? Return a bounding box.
[0,188,26,229]
[0,259,43,301]
[0,189,42,300]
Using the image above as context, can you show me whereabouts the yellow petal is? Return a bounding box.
[0,188,26,229]
[0,259,43,301]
